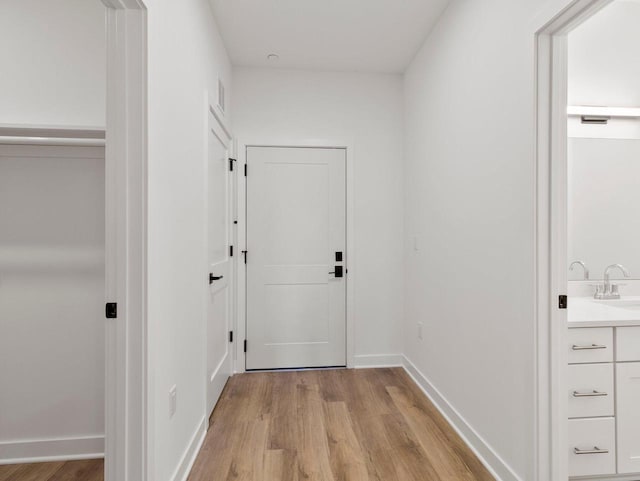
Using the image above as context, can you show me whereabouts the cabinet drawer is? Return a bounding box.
[568,328,613,364]
[616,362,640,473]
[616,327,640,362]
[568,418,616,477]
[568,364,614,419]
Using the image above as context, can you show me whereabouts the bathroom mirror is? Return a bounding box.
[568,137,640,280]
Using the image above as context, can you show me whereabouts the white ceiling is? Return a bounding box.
[209,0,451,73]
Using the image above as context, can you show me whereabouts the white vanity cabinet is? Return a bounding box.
[568,327,614,364]
[616,362,640,473]
[568,363,614,419]
[568,326,640,480]
[569,418,616,477]
[616,327,640,362]
[568,327,616,478]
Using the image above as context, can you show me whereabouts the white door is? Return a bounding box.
[206,116,233,414]
[246,146,346,370]
[616,362,640,474]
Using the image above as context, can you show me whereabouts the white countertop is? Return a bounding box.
[569,296,640,327]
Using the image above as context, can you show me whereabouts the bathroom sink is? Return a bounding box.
[594,299,640,310]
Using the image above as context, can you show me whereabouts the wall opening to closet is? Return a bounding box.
[0,0,109,474]
[0,129,107,466]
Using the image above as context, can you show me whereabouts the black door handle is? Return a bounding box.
[209,274,223,284]
[329,266,343,278]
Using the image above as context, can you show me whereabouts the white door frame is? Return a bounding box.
[101,1,148,481]
[235,138,356,372]
[534,2,613,480]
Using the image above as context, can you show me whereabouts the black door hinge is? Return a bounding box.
[559,295,568,309]
[105,302,118,319]
[242,250,247,264]
[229,158,236,171]
[243,339,247,353]
[230,245,234,257]
[229,331,233,343]
[244,164,247,177]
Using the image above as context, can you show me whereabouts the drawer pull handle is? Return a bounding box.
[574,447,609,455]
[572,344,607,351]
[573,390,608,398]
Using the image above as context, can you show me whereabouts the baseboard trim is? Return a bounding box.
[353,354,403,368]
[171,416,207,481]
[402,355,521,481]
[0,435,104,464]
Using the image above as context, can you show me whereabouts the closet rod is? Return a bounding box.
[0,136,105,147]
[0,125,105,147]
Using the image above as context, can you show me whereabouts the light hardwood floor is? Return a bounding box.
[1,368,494,481]
[0,459,103,481]
[188,367,494,481]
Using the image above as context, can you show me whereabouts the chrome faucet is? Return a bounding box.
[595,264,631,300]
[569,260,590,280]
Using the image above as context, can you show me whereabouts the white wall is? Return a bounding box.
[569,0,640,108]
[402,1,574,479]
[144,1,233,479]
[233,67,405,363]
[0,0,106,127]
[0,145,105,462]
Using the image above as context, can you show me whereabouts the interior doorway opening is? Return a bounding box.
[535,1,640,480]
[0,130,106,475]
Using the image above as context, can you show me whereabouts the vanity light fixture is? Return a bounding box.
[568,105,640,119]
[581,115,609,125]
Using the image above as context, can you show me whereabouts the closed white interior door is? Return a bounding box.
[206,117,233,414]
[246,146,346,370]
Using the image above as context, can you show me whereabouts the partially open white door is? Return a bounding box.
[246,146,346,370]
[206,114,232,414]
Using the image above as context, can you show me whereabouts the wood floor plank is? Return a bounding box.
[381,412,441,481]
[187,410,244,481]
[266,373,300,481]
[225,417,270,481]
[392,368,495,481]
[1,461,64,481]
[295,382,335,481]
[323,401,368,481]
[46,459,104,481]
[316,369,345,403]
[388,385,478,481]
[0,459,103,481]
[267,371,299,451]
[0,464,22,481]
[264,450,284,480]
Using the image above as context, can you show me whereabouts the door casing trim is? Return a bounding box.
[101,3,148,481]
[235,138,356,372]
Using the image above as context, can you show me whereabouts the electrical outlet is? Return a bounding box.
[417,322,423,340]
[169,385,177,418]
